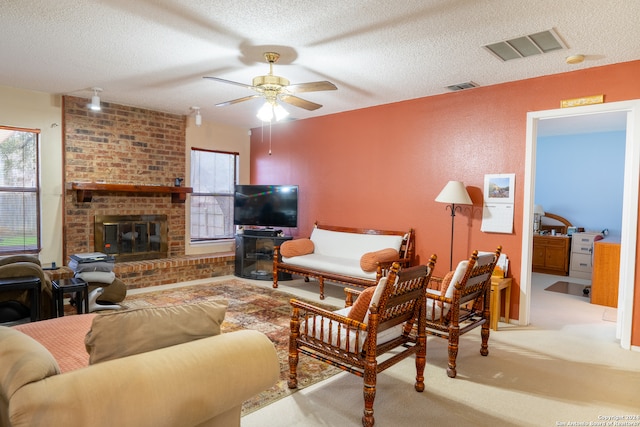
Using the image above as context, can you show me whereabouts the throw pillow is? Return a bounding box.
[347,286,377,323]
[280,238,315,258]
[0,327,61,393]
[85,300,228,364]
[439,270,455,294]
[359,248,399,272]
[444,260,469,300]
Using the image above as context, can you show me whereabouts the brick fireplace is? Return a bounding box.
[62,96,234,288]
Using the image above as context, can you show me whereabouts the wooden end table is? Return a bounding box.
[490,276,512,331]
[52,278,88,317]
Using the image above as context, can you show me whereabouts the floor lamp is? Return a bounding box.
[435,181,472,271]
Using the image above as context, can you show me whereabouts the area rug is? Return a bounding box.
[545,281,590,298]
[121,278,343,416]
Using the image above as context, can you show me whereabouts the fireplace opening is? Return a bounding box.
[94,215,168,261]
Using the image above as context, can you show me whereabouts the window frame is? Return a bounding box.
[189,147,239,242]
[0,125,41,254]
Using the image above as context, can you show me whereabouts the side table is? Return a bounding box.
[44,265,75,282]
[52,278,88,317]
[0,276,41,322]
[490,276,512,331]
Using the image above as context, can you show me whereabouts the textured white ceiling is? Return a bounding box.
[1,0,639,130]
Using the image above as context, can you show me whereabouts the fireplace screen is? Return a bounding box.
[94,215,168,261]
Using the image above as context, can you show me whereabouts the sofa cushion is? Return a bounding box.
[0,326,60,399]
[359,248,400,272]
[347,286,376,322]
[309,228,404,260]
[68,259,114,273]
[85,300,228,364]
[280,238,314,257]
[283,253,379,280]
[75,271,116,284]
[13,314,97,373]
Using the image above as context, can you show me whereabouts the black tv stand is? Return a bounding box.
[235,233,292,281]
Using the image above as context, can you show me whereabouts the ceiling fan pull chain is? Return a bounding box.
[269,120,272,155]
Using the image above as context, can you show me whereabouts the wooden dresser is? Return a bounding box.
[591,239,621,307]
[532,234,571,275]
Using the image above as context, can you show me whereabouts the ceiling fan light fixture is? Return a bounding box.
[88,87,102,111]
[205,51,336,119]
[257,101,289,123]
[273,103,289,121]
[257,102,274,122]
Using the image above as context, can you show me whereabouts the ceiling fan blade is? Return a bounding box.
[215,94,261,107]
[280,94,322,111]
[285,81,337,93]
[203,76,255,90]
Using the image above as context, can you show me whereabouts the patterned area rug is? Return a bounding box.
[122,278,343,416]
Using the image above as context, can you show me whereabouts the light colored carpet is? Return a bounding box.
[238,273,640,427]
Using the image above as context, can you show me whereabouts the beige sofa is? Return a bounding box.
[0,302,280,427]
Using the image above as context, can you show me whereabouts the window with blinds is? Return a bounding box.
[190,148,238,241]
[0,126,40,254]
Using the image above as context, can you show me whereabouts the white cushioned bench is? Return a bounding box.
[273,223,415,299]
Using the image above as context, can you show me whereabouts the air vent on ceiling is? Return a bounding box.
[446,81,479,91]
[484,28,567,62]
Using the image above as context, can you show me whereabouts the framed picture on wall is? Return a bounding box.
[484,173,515,204]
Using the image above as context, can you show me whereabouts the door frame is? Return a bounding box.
[520,99,640,350]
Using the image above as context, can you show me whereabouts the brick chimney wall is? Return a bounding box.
[63,96,187,261]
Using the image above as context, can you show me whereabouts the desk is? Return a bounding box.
[490,276,511,331]
[0,276,41,322]
[591,239,620,307]
[52,278,88,317]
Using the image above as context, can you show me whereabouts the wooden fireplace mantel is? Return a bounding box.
[68,182,193,203]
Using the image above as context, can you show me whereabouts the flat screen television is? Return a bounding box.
[233,185,298,228]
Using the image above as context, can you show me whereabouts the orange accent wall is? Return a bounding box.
[250,60,640,346]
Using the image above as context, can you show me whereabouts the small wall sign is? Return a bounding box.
[560,94,604,108]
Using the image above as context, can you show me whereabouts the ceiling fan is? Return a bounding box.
[204,52,337,114]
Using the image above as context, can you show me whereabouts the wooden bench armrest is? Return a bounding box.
[376,257,411,269]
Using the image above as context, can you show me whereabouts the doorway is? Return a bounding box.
[520,100,640,350]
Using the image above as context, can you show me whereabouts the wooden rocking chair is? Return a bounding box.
[288,256,436,427]
[424,247,501,378]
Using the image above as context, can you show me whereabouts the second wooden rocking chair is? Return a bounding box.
[424,247,502,378]
[288,256,436,426]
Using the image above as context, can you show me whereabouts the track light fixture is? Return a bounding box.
[88,87,102,111]
[190,106,202,126]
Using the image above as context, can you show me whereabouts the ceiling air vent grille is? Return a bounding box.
[484,28,567,62]
[446,81,479,91]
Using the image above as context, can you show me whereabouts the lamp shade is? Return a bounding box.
[435,181,472,205]
[534,204,545,215]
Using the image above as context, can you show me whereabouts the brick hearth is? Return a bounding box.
[114,254,235,290]
[62,96,233,289]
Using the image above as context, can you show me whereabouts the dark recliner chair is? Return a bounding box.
[0,255,53,322]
